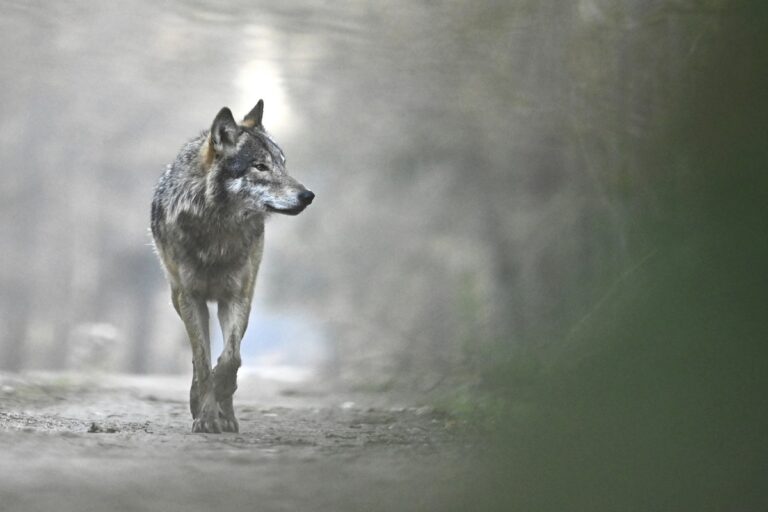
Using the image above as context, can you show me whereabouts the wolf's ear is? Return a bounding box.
[241,99,264,129]
[211,107,239,154]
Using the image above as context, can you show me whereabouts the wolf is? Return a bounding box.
[150,100,314,433]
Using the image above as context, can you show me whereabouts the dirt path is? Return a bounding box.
[0,372,465,512]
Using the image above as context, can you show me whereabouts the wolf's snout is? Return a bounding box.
[298,190,315,205]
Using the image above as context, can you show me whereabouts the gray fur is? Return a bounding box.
[151,101,314,433]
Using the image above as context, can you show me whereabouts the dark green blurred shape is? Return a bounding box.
[458,2,768,510]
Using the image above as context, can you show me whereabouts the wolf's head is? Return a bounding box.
[203,100,314,216]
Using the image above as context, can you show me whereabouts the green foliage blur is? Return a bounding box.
[451,2,768,510]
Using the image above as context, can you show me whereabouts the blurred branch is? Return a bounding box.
[565,247,658,343]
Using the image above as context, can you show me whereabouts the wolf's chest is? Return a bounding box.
[175,216,262,273]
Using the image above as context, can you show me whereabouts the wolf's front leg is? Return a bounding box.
[214,300,248,433]
[177,291,221,433]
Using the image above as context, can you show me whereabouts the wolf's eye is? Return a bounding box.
[253,163,269,172]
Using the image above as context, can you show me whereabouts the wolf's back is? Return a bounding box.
[150,134,208,242]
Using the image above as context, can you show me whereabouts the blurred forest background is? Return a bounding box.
[1,0,766,509]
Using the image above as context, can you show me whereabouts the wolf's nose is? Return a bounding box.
[299,190,315,205]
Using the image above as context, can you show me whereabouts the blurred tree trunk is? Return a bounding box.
[1,291,29,372]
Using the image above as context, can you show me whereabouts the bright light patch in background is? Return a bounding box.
[210,306,327,384]
[225,27,316,383]
[233,58,294,135]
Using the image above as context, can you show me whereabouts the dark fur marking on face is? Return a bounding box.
[219,130,281,182]
[223,152,251,178]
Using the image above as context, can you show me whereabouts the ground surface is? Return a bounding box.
[0,372,466,512]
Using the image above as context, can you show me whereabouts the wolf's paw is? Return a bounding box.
[192,415,222,434]
[219,416,239,433]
